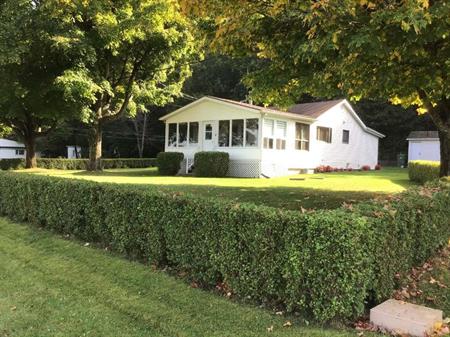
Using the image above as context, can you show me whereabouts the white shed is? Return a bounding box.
[0,138,26,159]
[407,131,440,162]
[160,96,384,178]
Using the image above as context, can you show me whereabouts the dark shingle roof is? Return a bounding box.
[210,96,344,119]
[287,100,345,118]
[407,131,439,139]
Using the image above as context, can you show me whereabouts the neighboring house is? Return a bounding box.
[67,145,82,159]
[0,139,26,159]
[407,131,440,162]
[160,96,384,177]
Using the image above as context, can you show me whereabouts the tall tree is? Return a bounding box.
[52,0,198,170]
[0,0,78,168]
[183,0,450,176]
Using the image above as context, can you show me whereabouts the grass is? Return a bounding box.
[24,167,412,210]
[0,217,369,337]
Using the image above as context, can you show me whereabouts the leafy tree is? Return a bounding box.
[51,0,198,170]
[184,0,450,176]
[0,0,78,168]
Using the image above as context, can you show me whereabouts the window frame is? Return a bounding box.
[316,126,332,143]
[295,122,310,151]
[342,129,350,144]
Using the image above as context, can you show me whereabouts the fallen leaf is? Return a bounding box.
[283,321,292,327]
[267,325,274,332]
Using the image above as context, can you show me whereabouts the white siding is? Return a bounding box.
[260,104,380,177]
[0,139,26,159]
[164,100,263,176]
[408,140,440,161]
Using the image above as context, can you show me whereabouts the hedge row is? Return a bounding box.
[408,160,440,184]
[0,172,448,321]
[0,158,156,170]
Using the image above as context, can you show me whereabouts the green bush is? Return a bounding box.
[194,151,229,177]
[156,152,184,176]
[0,158,156,170]
[408,160,440,183]
[0,159,25,170]
[0,172,448,322]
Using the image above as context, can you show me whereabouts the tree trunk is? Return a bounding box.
[438,129,450,177]
[88,124,102,171]
[24,134,37,169]
[133,112,148,158]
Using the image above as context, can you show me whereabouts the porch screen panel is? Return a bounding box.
[219,120,230,147]
[178,123,188,147]
[168,123,177,147]
[232,119,244,146]
[245,119,259,147]
[189,122,199,144]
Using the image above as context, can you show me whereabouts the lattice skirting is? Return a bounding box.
[227,160,261,178]
[178,158,262,178]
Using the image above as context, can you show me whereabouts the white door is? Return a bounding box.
[202,121,217,151]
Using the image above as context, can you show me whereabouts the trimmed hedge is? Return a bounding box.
[156,152,184,176]
[0,158,156,170]
[0,172,448,321]
[408,160,440,183]
[194,151,229,177]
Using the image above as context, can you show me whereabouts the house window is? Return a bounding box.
[178,123,188,147]
[317,126,332,143]
[189,122,199,144]
[15,149,25,155]
[168,123,177,147]
[219,120,230,147]
[275,121,287,150]
[263,119,274,149]
[342,129,350,144]
[245,119,258,147]
[232,119,244,147]
[295,123,310,151]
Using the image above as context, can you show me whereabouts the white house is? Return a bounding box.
[160,96,384,177]
[67,145,82,159]
[407,131,440,162]
[0,138,26,159]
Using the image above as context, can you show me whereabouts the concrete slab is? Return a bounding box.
[370,299,443,337]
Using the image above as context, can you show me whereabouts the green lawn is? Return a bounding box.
[0,217,367,337]
[26,167,412,210]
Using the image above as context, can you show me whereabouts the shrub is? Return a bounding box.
[361,165,371,171]
[0,159,25,170]
[194,151,229,177]
[408,160,440,184]
[0,158,156,170]
[0,172,448,322]
[156,152,184,176]
[375,164,382,170]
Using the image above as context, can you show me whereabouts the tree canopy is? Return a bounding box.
[0,0,79,167]
[182,0,450,175]
[47,0,199,169]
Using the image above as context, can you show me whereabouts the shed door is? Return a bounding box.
[202,121,217,151]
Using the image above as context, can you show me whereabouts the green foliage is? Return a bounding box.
[408,160,440,184]
[156,152,184,176]
[0,172,448,321]
[0,158,156,171]
[0,0,81,167]
[194,151,229,177]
